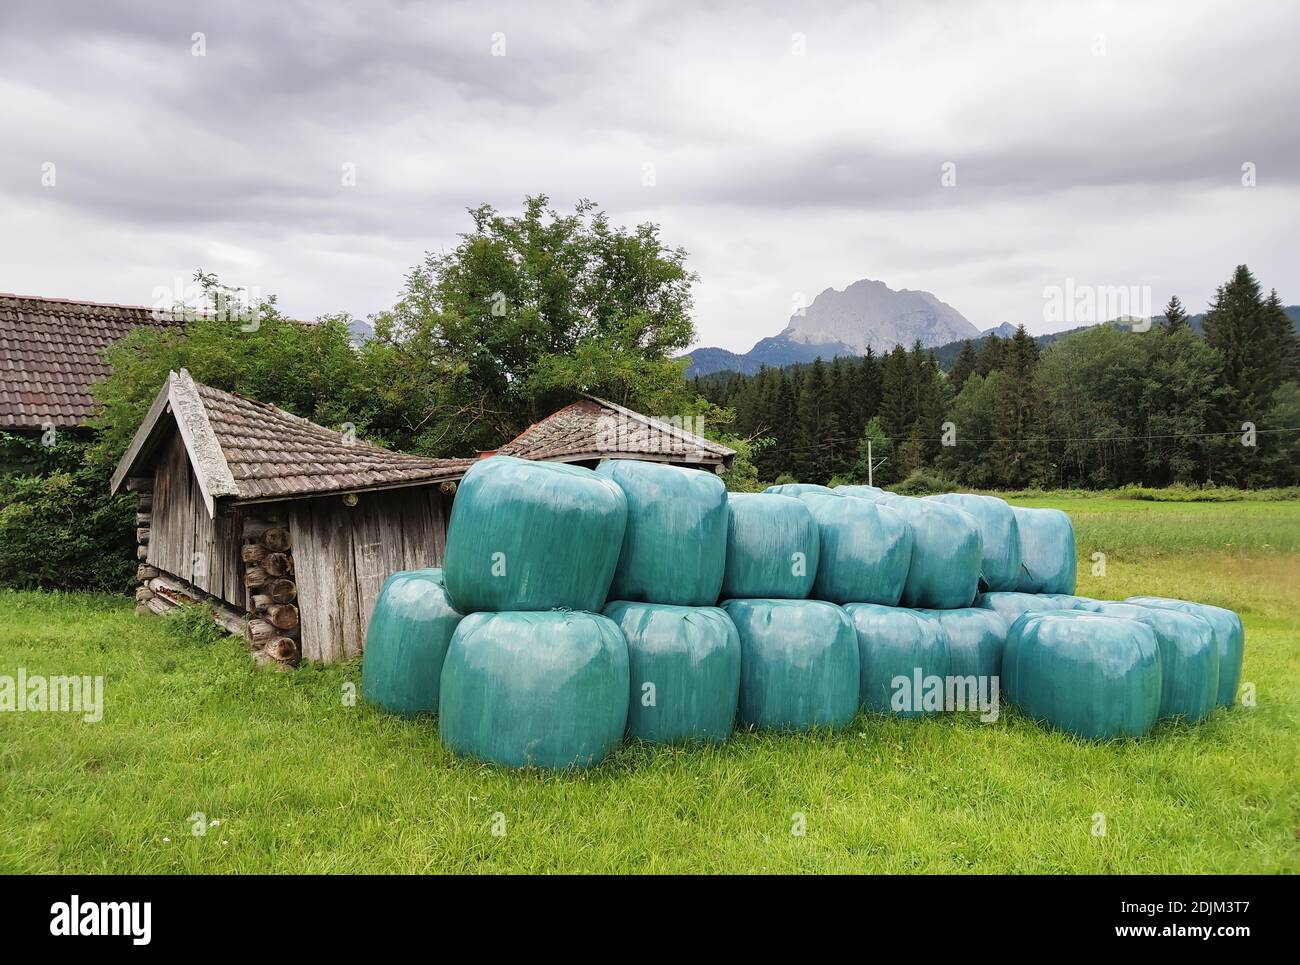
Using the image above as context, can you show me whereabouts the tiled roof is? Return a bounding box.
[0,293,183,429]
[112,370,472,509]
[496,395,734,466]
[193,380,472,501]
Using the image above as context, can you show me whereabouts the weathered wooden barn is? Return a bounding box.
[112,369,733,665]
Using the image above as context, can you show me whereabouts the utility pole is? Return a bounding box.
[867,439,873,487]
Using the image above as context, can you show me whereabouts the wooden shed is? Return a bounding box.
[112,370,734,665]
[111,369,472,665]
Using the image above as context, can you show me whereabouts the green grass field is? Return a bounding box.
[2,495,1297,873]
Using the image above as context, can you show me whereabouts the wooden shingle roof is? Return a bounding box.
[0,293,183,429]
[112,370,472,513]
[496,395,734,468]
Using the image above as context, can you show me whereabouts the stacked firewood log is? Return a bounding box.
[243,524,301,670]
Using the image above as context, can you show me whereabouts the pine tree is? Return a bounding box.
[976,333,1007,375]
[989,325,1047,487]
[878,346,915,444]
[949,340,978,394]
[1162,295,1189,333]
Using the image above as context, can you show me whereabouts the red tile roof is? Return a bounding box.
[497,396,734,466]
[0,293,184,429]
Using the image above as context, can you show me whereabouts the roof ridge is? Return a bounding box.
[0,292,163,313]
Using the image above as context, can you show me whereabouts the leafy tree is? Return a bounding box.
[372,195,698,454]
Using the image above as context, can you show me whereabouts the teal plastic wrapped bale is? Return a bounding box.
[1003,611,1161,740]
[438,610,629,770]
[721,599,859,732]
[915,607,1006,680]
[1074,601,1218,722]
[1011,506,1077,594]
[1041,594,1092,609]
[361,568,462,717]
[443,455,627,613]
[603,601,740,744]
[764,483,837,496]
[926,493,1021,592]
[835,484,886,500]
[873,493,982,609]
[595,460,727,606]
[1126,596,1244,709]
[796,493,911,605]
[720,494,819,600]
[844,603,950,717]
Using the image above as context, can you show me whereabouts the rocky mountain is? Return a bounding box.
[685,278,979,377]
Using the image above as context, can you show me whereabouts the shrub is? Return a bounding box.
[892,468,957,496]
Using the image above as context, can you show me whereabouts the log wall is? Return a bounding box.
[146,433,245,607]
[288,485,453,663]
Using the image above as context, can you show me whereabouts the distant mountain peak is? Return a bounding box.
[980,322,1018,338]
[687,277,979,377]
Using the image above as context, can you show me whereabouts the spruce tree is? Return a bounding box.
[949,340,978,394]
[989,325,1047,487]
[1162,294,1189,333]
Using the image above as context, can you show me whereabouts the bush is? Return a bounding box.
[0,434,135,593]
[163,603,231,647]
[892,468,957,496]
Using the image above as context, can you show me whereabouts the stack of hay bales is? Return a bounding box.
[360,455,1246,761]
[437,456,631,770]
[597,460,739,747]
[720,494,859,731]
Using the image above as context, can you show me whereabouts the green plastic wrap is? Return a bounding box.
[844,603,950,717]
[720,494,819,600]
[872,493,982,609]
[764,483,837,496]
[603,601,740,744]
[915,607,1006,680]
[438,610,629,770]
[1011,506,1077,594]
[926,493,1021,592]
[595,460,727,606]
[1074,601,1218,722]
[797,492,912,606]
[443,455,627,614]
[835,484,886,500]
[1003,611,1161,740]
[361,568,462,717]
[1125,596,1244,709]
[721,599,859,731]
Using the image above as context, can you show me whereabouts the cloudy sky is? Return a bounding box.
[1,0,1297,352]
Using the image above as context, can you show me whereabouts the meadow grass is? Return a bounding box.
[1,496,1296,873]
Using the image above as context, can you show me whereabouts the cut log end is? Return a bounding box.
[260,527,292,553]
[266,603,299,630]
[268,579,297,605]
[263,552,293,577]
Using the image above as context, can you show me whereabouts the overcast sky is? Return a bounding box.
[2,0,1297,352]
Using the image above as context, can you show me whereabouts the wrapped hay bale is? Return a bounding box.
[438,610,629,770]
[720,494,819,600]
[603,601,740,744]
[844,603,950,717]
[721,599,859,732]
[915,606,1007,680]
[1075,601,1218,722]
[798,493,911,606]
[443,455,627,613]
[362,568,462,717]
[1003,610,1161,740]
[1126,596,1244,709]
[926,493,1021,592]
[1011,506,1077,594]
[596,460,727,606]
[872,493,982,609]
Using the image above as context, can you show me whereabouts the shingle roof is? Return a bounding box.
[0,293,183,429]
[496,395,734,467]
[112,370,472,511]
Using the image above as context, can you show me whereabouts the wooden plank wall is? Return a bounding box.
[146,429,245,608]
[288,485,452,663]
